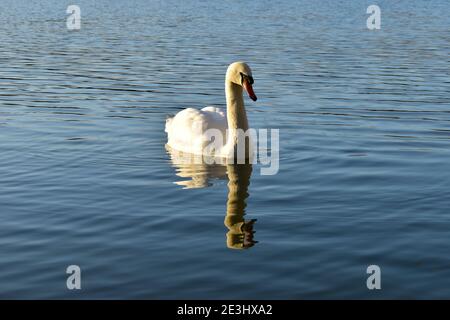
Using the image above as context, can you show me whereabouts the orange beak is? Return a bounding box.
[243,79,257,101]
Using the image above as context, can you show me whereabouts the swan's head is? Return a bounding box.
[226,62,257,101]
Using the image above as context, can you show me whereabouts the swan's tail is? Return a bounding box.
[165,116,174,134]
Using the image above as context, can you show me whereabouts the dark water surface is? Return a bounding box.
[1,0,450,298]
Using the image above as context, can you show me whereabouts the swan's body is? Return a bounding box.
[165,62,257,160]
[165,106,227,155]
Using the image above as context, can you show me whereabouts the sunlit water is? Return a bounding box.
[1,0,449,299]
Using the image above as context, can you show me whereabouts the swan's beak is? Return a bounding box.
[243,80,257,102]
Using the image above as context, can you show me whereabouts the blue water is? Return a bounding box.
[1,0,450,299]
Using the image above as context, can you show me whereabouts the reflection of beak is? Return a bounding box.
[225,219,258,249]
[243,79,257,101]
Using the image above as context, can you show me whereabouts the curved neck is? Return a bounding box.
[225,81,249,132]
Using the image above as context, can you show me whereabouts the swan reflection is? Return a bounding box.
[167,146,257,249]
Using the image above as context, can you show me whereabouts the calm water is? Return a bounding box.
[1,0,450,299]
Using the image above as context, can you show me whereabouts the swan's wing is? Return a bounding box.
[201,106,227,131]
[166,107,227,155]
[201,106,225,116]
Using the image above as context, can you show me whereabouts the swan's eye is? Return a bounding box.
[240,72,254,85]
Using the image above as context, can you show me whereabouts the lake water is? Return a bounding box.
[1,0,449,299]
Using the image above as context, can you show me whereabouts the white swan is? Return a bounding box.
[165,62,257,160]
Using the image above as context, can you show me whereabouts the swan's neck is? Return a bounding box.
[225,81,250,159]
[226,81,249,133]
